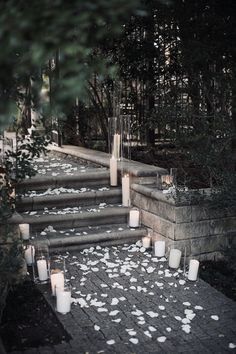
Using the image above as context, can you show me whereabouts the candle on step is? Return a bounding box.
[110,156,118,186]
[188,259,199,281]
[155,240,166,257]
[142,236,151,248]
[169,249,182,269]
[24,245,35,265]
[56,285,71,314]
[19,223,30,240]
[51,270,65,296]
[122,174,130,206]
[37,258,48,281]
[129,208,140,228]
[113,133,121,159]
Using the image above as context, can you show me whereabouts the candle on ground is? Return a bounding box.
[155,241,166,257]
[37,258,48,281]
[122,174,130,206]
[56,286,71,314]
[188,259,199,281]
[51,270,65,296]
[19,223,30,240]
[142,236,151,248]
[110,156,118,186]
[24,245,35,265]
[129,209,140,228]
[169,249,182,269]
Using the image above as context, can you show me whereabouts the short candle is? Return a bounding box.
[169,249,182,269]
[19,223,30,240]
[37,258,48,281]
[188,259,199,281]
[154,241,165,257]
[24,245,35,265]
[129,209,140,228]
[51,270,65,296]
[56,286,71,314]
[142,236,151,248]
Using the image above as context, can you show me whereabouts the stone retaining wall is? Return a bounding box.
[131,183,236,260]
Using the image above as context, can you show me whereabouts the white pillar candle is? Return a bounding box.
[24,245,35,265]
[56,287,71,314]
[37,258,48,281]
[19,223,30,240]
[142,236,151,248]
[129,209,140,228]
[110,156,117,186]
[169,249,182,269]
[51,270,65,296]
[155,241,166,257]
[113,133,120,159]
[188,259,199,281]
[122,174,130,206]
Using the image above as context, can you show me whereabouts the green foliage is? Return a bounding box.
[4,131,50,183]
[0,0,145,129]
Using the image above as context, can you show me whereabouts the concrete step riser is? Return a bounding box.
[17,190,121,212]
[33,228,147,251]
[17,172,110,192]
[48,236,144,252]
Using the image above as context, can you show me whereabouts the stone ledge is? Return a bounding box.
[49,144,167,178]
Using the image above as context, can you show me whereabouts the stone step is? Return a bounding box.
[16,187,121,212]
[20,206,129,232]
[17,170,110,192]
[31,224,147,251]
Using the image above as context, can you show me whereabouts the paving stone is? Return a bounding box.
[34,242,236,353]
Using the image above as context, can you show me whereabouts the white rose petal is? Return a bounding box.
[211,315,219,321]
[146,311,159,318]
[107,340,115,345]
[229,343,236,349]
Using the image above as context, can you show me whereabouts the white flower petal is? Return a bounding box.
[157,336,166,343]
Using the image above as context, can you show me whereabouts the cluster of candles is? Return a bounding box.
[23,237,71,314]
[141,237,199,281]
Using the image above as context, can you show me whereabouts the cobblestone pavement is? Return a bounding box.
[27,242,236,354]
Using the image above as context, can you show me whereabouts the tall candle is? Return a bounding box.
[24,245,35,265]
[155,241,166,257]
[142,236,151,248]
[56,286,71,314]
[169,249,182,269]
[110,156,117,186]
[51,270,65,296]
[122,174,130,206]
[113,133,121,160]
[129,209,140,227]
[19,224,30,240]
[188,259,199,281]
[37,258,48,281]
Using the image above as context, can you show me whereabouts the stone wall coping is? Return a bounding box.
[131,183,220,207]
[48,144,167,177]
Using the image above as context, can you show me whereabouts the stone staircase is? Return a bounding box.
[16,156,147,251]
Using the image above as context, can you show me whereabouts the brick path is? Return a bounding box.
[32,242,236,354]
